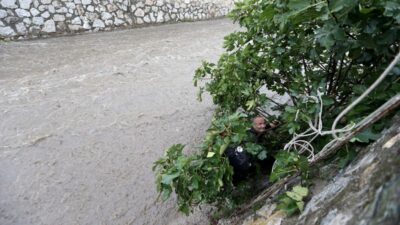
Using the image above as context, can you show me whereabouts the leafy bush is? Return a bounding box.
[277,185,309,216]
[153,113,266,214]
[155,0,400,215]
[270,151,309,182]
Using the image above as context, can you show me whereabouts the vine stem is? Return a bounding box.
[331,51,400,139]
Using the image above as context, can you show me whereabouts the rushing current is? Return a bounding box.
[0,18,238,225]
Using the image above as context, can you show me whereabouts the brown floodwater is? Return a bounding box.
[0,18,238,225]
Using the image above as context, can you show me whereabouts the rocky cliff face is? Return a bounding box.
[224,117,400,225]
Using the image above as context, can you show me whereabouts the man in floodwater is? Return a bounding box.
[248,115,279,175]
[226,115,279,184]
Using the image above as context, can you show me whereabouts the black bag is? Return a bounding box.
[225,146,253,182]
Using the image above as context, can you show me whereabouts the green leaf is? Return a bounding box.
[161,173,180,185]
[296,201,305,211]
[257,151,267,160]
[350,129,380,143]
[162,188,172,201]
[286,191,303,201]
[207,152,216,158]
[292,186,309,197]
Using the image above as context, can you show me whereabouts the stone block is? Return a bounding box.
[0,9,7,19]
[106,4,118,12]
[136,17,143,24]
[40,0,51,4]
[114,18,124,25]
[42,19,56,32]
[104,19,113,25]
[116,10,123,18]
[81,0,91,5]
[65,2,75,9]
[18,0,32,9]
[15,22,27,34]
[0,26,16,37]
[86,12,98,21]
[38,5,46,12]
[5,16,19,24]
[15,8,31,17]
[71,16,81,25]
[82,18,90,29]
[30,8,40,16]
[53,14,65,22]
[92,18,104,28]
[56,7,68,13]
[52,0,61,7]
[32,16,44,25]
[23,17,31,24]
[101,11,112,20]
[134,8,144,17]
[87,5,94,12]
[145,0,153,6]
[76,4,84,15]
[156,11,163,22]
[1,0,17,8]
[56,21,67,31]
[48,5,55,13]
[143,15,150,23]
[68,24,81,31]
[41,11,50,18]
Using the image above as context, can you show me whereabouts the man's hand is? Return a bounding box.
[269,120,280,129]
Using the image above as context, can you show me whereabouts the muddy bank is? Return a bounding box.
[0,18,238,225]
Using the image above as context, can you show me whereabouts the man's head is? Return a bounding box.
[252,116,266,134]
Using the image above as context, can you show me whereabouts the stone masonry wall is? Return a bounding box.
[0,0,234,40]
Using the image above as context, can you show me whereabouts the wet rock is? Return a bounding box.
[71,16,81,25]
[65,2,75,9]
[114,18,124,26]
[92,19,104,28]
[5,16,19,24]
[29,8,39,16]
[68,24,80,31]
[53,14,65,22]
[0,9,7,18]
[22,17,31,24]
[101,11,112,20]
[0,26,16,36]
[42,19,55,32]
[106,3,117,12]
[134,8,144,17]
[48,5,55,13]
[156,10,163,22]
[15,8,31,17]
[81,0,91,5]
[32,16,44,25]
[86,5,94,12]
[1,0,17,8]
[19,0,32,9]
[41,11,50,18]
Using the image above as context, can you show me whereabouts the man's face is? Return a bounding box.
[253,117,266,134]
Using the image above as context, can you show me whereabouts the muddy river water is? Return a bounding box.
[0,19,238,225]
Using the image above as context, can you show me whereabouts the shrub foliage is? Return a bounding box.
[154,0,399,215]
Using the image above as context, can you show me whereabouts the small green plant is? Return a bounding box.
[277,185,309,216]
[270,151,310,182]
